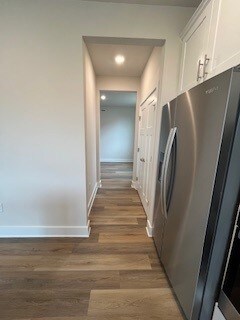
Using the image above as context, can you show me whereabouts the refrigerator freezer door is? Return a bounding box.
[153,101,176,256]
[161,127,177,220]
[161,70,233,319]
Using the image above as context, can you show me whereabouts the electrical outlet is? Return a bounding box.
[0,203,3,214]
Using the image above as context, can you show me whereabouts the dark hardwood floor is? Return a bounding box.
[0,162,183,319]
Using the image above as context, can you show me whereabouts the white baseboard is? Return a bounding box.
[88,182,98,216]
[100,159,133,163]
[131,180,138,190]
[0,221,91,238]
[146,219,153,237]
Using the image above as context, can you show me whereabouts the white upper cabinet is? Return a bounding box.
[179,0,240,93]
[179,1,213,92]
[208,0,240,77]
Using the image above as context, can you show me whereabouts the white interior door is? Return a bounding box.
[138,104,147,204]
[137,91,157,214]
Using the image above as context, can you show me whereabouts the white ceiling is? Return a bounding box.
[82,0,201,7]
[87,43,154,76]
[100,91,137,108]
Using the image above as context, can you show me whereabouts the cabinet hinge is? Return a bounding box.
[136,177,138,181]
[137,147,140,152]
[139,116,141,121]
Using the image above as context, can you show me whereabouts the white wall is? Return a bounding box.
[140,47,164,103]
[0,0,194,236]
[0,1,89,236]
[100,105,135,162]
[83,43,98,214]
[97,76,140,92]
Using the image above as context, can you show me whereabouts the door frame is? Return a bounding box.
[96,85,140,188]
[136,88,158,215]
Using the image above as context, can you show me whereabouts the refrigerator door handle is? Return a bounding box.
[161,127,177,219]
[160,129,174,217]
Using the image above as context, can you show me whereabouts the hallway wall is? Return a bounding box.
[0,0,194,236]
[83,43,98,214]
[140,47,164,103]
[100,105,135,162]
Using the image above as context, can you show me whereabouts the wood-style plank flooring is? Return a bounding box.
[101,162,133,188]
[0,163,183,320]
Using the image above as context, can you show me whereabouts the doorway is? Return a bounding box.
[137,89,157,213]
[99,90,137,188]
[83,36,165,229]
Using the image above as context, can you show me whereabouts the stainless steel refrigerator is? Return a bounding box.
[152,99,176,257]
[153,66,240,320]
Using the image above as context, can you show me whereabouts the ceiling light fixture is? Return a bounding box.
[101,95,106,100]
[115,55,125,65]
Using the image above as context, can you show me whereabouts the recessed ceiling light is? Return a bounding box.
[101,95,106,100]
[115,55,125,65]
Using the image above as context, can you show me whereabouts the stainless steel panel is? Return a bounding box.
[161,70,233,319]
[153,100,176,256]
[219,291,240,320]
[218,206,240,320]
[197,68,240,320]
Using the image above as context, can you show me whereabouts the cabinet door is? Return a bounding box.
[179,4,212,92]
[209,0,240,76]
